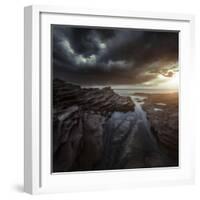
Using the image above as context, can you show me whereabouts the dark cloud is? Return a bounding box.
[52,25,178,85]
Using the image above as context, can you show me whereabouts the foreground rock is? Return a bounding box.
[53,79,178,171]
[53,79,135,172]
[53,79,134,114]
[141,93,178,163]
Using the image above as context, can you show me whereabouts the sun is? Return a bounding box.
[166,72,179,88]
[157,72,179,89]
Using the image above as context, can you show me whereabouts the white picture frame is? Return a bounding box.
[24,5,195,194]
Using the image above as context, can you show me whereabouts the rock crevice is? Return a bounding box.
[53,79,135,172]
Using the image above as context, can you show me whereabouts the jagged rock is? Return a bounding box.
[53,79,135,172]
[53,106,83,172]
[53,80,178,172]
[76,113,105,170]
[53,79,134,114]
[142,93,178,159]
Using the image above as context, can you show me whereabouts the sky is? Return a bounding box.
[52,25,179,89]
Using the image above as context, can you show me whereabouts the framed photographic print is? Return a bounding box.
[24,5,195,194]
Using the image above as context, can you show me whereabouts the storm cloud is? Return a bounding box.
[52,25,178,86]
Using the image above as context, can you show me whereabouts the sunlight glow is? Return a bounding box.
[158,72,179,89]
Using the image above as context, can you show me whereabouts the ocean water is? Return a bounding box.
[113,89,178,96]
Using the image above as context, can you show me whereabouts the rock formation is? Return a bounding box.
[53,79,135,172]
[53,80,178,172]
[142,93,178,162]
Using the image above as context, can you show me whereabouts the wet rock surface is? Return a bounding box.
[141,93,179,163]
[53,79,178,172]
[53,79,135,172]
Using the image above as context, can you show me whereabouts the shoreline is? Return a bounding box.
[53,79,179,172]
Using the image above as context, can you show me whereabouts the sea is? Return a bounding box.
[113,88,178,96]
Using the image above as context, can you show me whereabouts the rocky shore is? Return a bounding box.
[141,93,179,163]
[53,79,178,172]
[53,79,135,172]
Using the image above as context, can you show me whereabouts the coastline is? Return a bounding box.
[53,79,179,172]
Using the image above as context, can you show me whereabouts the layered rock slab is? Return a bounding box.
[53,79,135,172]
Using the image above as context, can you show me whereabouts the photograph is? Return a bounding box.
[52,25,179,173]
